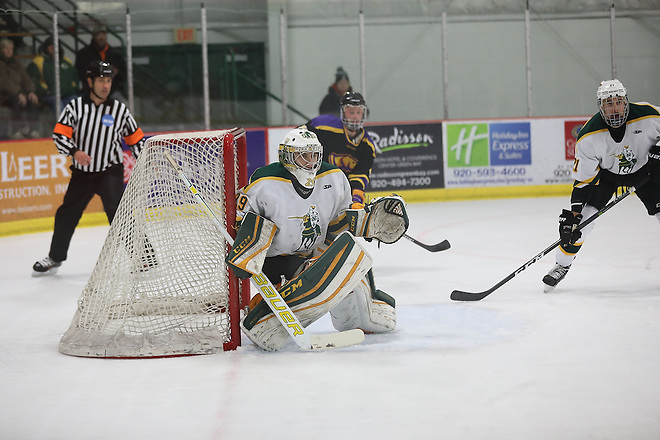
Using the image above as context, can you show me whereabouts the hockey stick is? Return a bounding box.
[450,184,640,301]
[164,152,364,350]
[403,234,451,252]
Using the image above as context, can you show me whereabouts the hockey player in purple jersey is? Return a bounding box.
[305,91,376,209]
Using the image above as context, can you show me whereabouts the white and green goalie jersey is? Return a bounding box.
[236,162,353,257]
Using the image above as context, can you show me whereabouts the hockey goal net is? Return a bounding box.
[59,128,249,357]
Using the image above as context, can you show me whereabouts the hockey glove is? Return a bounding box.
[347,194,409,244]
[647,144,660,182]
[558,209,583,246]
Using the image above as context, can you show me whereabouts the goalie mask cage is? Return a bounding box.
[59,128,249,358]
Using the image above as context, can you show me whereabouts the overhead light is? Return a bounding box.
[75,2,126,14]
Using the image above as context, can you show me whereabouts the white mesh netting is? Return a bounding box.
[59,129,244,357]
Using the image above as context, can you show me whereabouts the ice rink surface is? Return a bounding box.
[1,196,659,440]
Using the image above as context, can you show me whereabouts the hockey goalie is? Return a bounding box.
[226,127,409,351]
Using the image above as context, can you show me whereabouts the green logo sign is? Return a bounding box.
[446,123,489,167]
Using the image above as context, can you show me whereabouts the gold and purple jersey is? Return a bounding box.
[305,114,376,195]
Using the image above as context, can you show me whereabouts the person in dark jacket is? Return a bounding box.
[75,26,126,102]
[0,37,41,139]
[0,2,24,50]
[318,66,352,117]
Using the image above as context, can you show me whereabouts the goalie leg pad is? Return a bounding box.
[330,270,396,333]
[226,211,277,279]
[240,231,373,351]
[346,194,409,244]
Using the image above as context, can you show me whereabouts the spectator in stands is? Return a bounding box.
[0,37,41,139]
[27,36,79,119]
[318,66,352,117]
[0,2,25,50]
[75,26,127,102]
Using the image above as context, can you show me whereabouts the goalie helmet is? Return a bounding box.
[279,127,323,189]
[340,92,368,132]
[597,79,629,128]
[86,60,114,79]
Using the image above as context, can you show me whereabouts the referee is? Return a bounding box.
[33,60,145,276]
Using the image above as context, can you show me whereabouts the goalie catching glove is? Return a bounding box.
[347,194,409,244]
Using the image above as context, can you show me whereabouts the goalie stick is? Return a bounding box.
[164,152,364,350]
[403,234,451,252]
[450,184,641,301]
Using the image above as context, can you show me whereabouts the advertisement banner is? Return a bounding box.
[564,119,587,161]
[1,117,587,227]
[0,140,103,222]
[245,129,268,177]
[444,121,533,188]
[367,122,444,192]
[443,118,585,188]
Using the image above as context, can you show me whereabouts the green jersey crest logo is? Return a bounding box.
[615,145,636,173]
[289,205,322,251]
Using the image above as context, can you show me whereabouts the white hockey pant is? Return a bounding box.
[330,274,396,334]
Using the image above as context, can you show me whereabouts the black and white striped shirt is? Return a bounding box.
[53,96,145,173]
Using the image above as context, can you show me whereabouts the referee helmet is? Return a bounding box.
[86,61,114,79]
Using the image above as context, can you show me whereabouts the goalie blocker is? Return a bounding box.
[227,195,408,351]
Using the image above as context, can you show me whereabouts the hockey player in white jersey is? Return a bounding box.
[543,79,660,292]
[226,127,409,350]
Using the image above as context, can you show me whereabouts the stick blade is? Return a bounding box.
[307,329,365,350]
[403,235,451,252]
[450,289,491,302]
[427,239,451,252]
